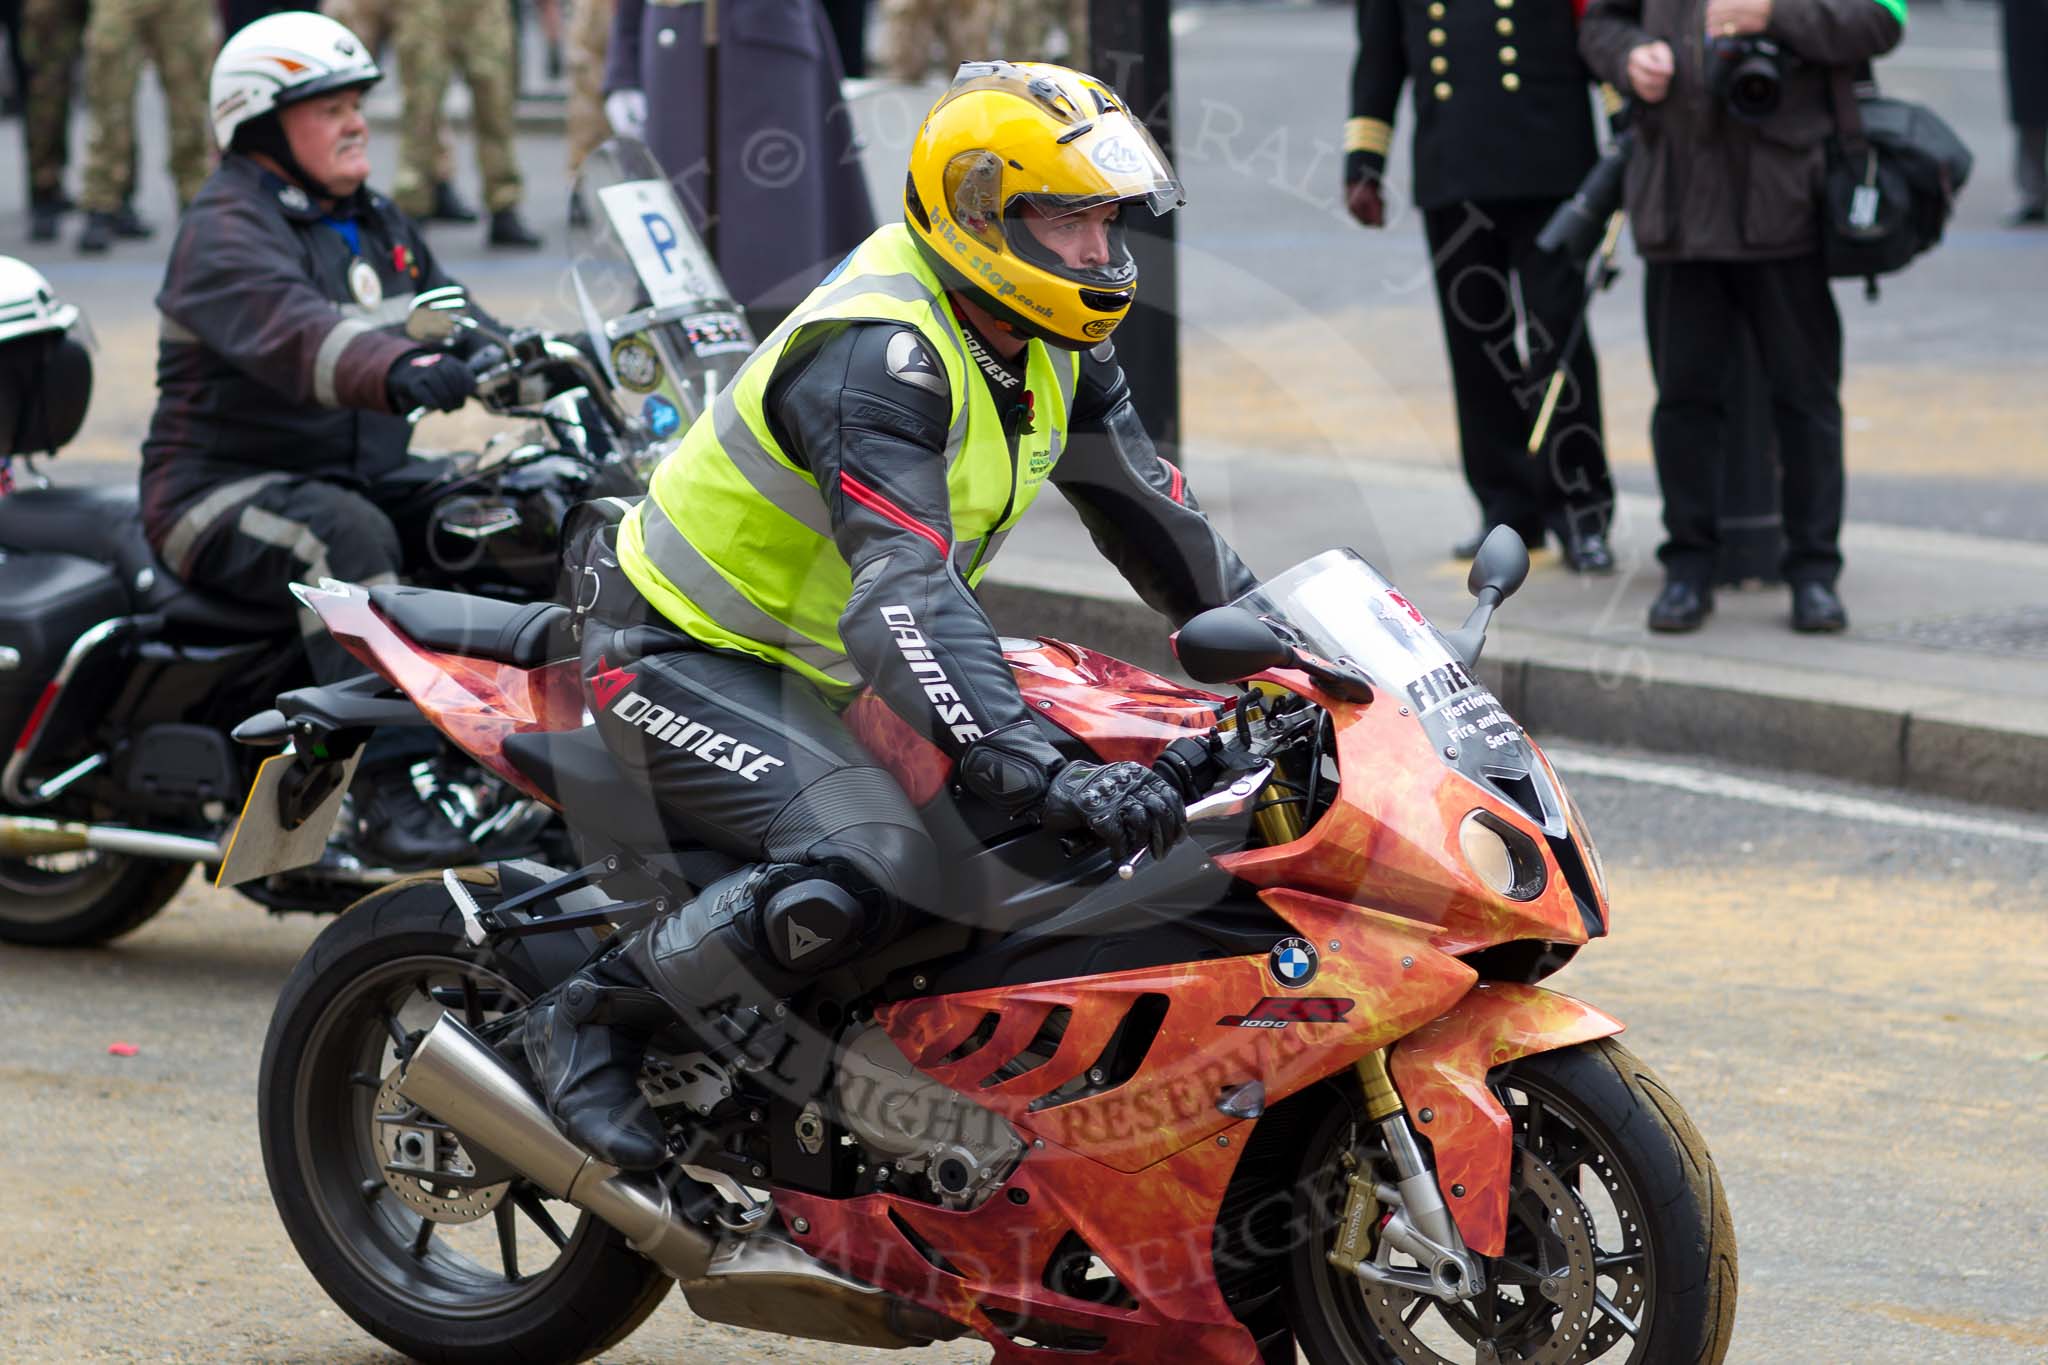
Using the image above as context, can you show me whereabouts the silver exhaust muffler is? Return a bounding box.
[395,1013,715,1282]
[0,815,223,863]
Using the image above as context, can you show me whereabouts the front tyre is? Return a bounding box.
[258,871,671,1365]
[1284,1039,1737,1364]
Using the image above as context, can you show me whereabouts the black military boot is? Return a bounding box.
[349,761,476,869]
[522,949,674,1170]
[110,201,155,239]
[488,207,544,248]
[29,196,66,243]
[429,180,480,223]
[76,211,117,254]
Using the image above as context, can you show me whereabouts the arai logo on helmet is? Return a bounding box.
[1091,136,1148,177]
[1269,937,1319,988]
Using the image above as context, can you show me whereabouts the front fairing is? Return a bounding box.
[1212,551,1609,954]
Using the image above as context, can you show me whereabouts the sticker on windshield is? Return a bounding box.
[597,181,722,311]
[610,336,662,392]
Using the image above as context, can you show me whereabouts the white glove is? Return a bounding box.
[605,88,648,140]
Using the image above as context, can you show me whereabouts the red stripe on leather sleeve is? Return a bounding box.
[1159,456,1186,506]
[837,471,951,557]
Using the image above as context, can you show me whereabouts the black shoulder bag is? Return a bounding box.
[1823,66,1973,298]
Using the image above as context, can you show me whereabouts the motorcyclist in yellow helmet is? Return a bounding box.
[527,61,1260,1170]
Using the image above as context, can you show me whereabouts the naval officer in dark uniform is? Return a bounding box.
[1346,0,1616,571]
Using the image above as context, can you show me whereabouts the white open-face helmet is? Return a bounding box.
[210,11,381,152]
[0,257,79,345]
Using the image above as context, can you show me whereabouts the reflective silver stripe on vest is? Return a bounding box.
[159,471,294,575]
[639,498,865,686]
[339,293,417,327]
[158,313,199,344]
[312,317,378,407]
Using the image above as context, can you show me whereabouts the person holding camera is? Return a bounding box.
[1579,0,1903,632]
[1345,0,1619,573]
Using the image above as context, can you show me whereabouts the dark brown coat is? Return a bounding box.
[1579,0,1903,260]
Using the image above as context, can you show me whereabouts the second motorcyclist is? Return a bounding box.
[141,12,494,866]
[528,61,1263,1171]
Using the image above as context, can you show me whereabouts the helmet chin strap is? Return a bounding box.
[235,111,353,204]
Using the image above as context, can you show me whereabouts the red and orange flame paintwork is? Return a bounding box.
[323,597,1624,1363]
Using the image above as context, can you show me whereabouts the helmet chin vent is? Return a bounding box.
[1079,289,1134,313]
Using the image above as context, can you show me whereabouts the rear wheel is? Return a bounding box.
[0,847,191,946]
[1283,1039,1737,1364]
[258,871,671,1364]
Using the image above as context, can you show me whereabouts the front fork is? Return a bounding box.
[1326,1049,1487,1301]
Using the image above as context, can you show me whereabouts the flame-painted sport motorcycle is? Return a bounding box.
[250,530,1735,1364]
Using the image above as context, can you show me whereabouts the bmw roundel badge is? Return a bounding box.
[1269,937,1319,989]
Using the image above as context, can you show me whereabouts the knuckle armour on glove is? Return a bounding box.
[387,352,477,413]
[1041,759,1187,862]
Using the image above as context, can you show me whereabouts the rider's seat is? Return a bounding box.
[0,485,297,636]
[368,585,576,668]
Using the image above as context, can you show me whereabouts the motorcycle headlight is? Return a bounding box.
[1459,810,1548,902]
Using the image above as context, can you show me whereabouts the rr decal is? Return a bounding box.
[1216,997,1356,1029]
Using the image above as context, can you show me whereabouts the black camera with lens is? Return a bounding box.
[1706,34,1793,120]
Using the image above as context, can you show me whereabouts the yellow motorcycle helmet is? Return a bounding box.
[904,60,1185,350]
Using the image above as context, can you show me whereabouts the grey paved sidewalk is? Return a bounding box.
[978,445,2048,811]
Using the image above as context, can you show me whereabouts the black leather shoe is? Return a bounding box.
[523,973,669,1171]
[488,208,544,248]
[1790,581,1848,633]
[1561,528,1616,574]
[429,181,479,223]
[76,211,117,254]
[349,763,476,868]
[1647,579,1712,632]
[2008,204,2048,229]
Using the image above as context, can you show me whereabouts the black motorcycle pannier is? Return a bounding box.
[0,548,129,750]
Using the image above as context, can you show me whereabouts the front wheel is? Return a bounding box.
[258,870,672,1364]
[1284,1038,1737,1364]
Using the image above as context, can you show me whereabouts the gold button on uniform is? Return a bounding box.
[1429,2,1445,16]
[1501,72,1521,91]
[1499,45,1517,64]
[1429,27,1446,45]
[1495,0,1512,8]
[1496,16,1514,34]
[1430,55,1449,74]
[1434,81,1453,100]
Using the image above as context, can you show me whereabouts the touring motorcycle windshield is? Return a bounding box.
[1228,549,1566,837]
[567,138,755,446]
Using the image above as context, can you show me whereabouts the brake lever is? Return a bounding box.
[1117,760,1274,880]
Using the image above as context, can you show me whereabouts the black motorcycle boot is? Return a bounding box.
[523,949,674,1170]
[349,761,476,869]
[627,864,867,1064]
[29,196,66,243]
[488,207,544,248]
[110,202,155,238]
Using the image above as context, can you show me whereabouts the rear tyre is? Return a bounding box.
[1283,1038,1737,1364]
[259,870,671,1365]
[0,848,191,946]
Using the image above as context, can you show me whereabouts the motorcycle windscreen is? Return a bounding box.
[568,138,755,444]
[1229,549,1566,837]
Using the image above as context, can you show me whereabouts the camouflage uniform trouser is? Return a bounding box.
[79,0,215,213]
[392,0,523,215]
[20,0,86,201]
[877,0,993,83]
[322,0,455,183]
[564,0,612,175]
[1000,0,1087,70]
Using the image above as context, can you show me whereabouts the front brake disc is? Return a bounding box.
[1360,1148,1598,1365]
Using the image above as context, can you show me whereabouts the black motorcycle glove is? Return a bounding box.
[1041,759,1188,864]
[386,351,478,413]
